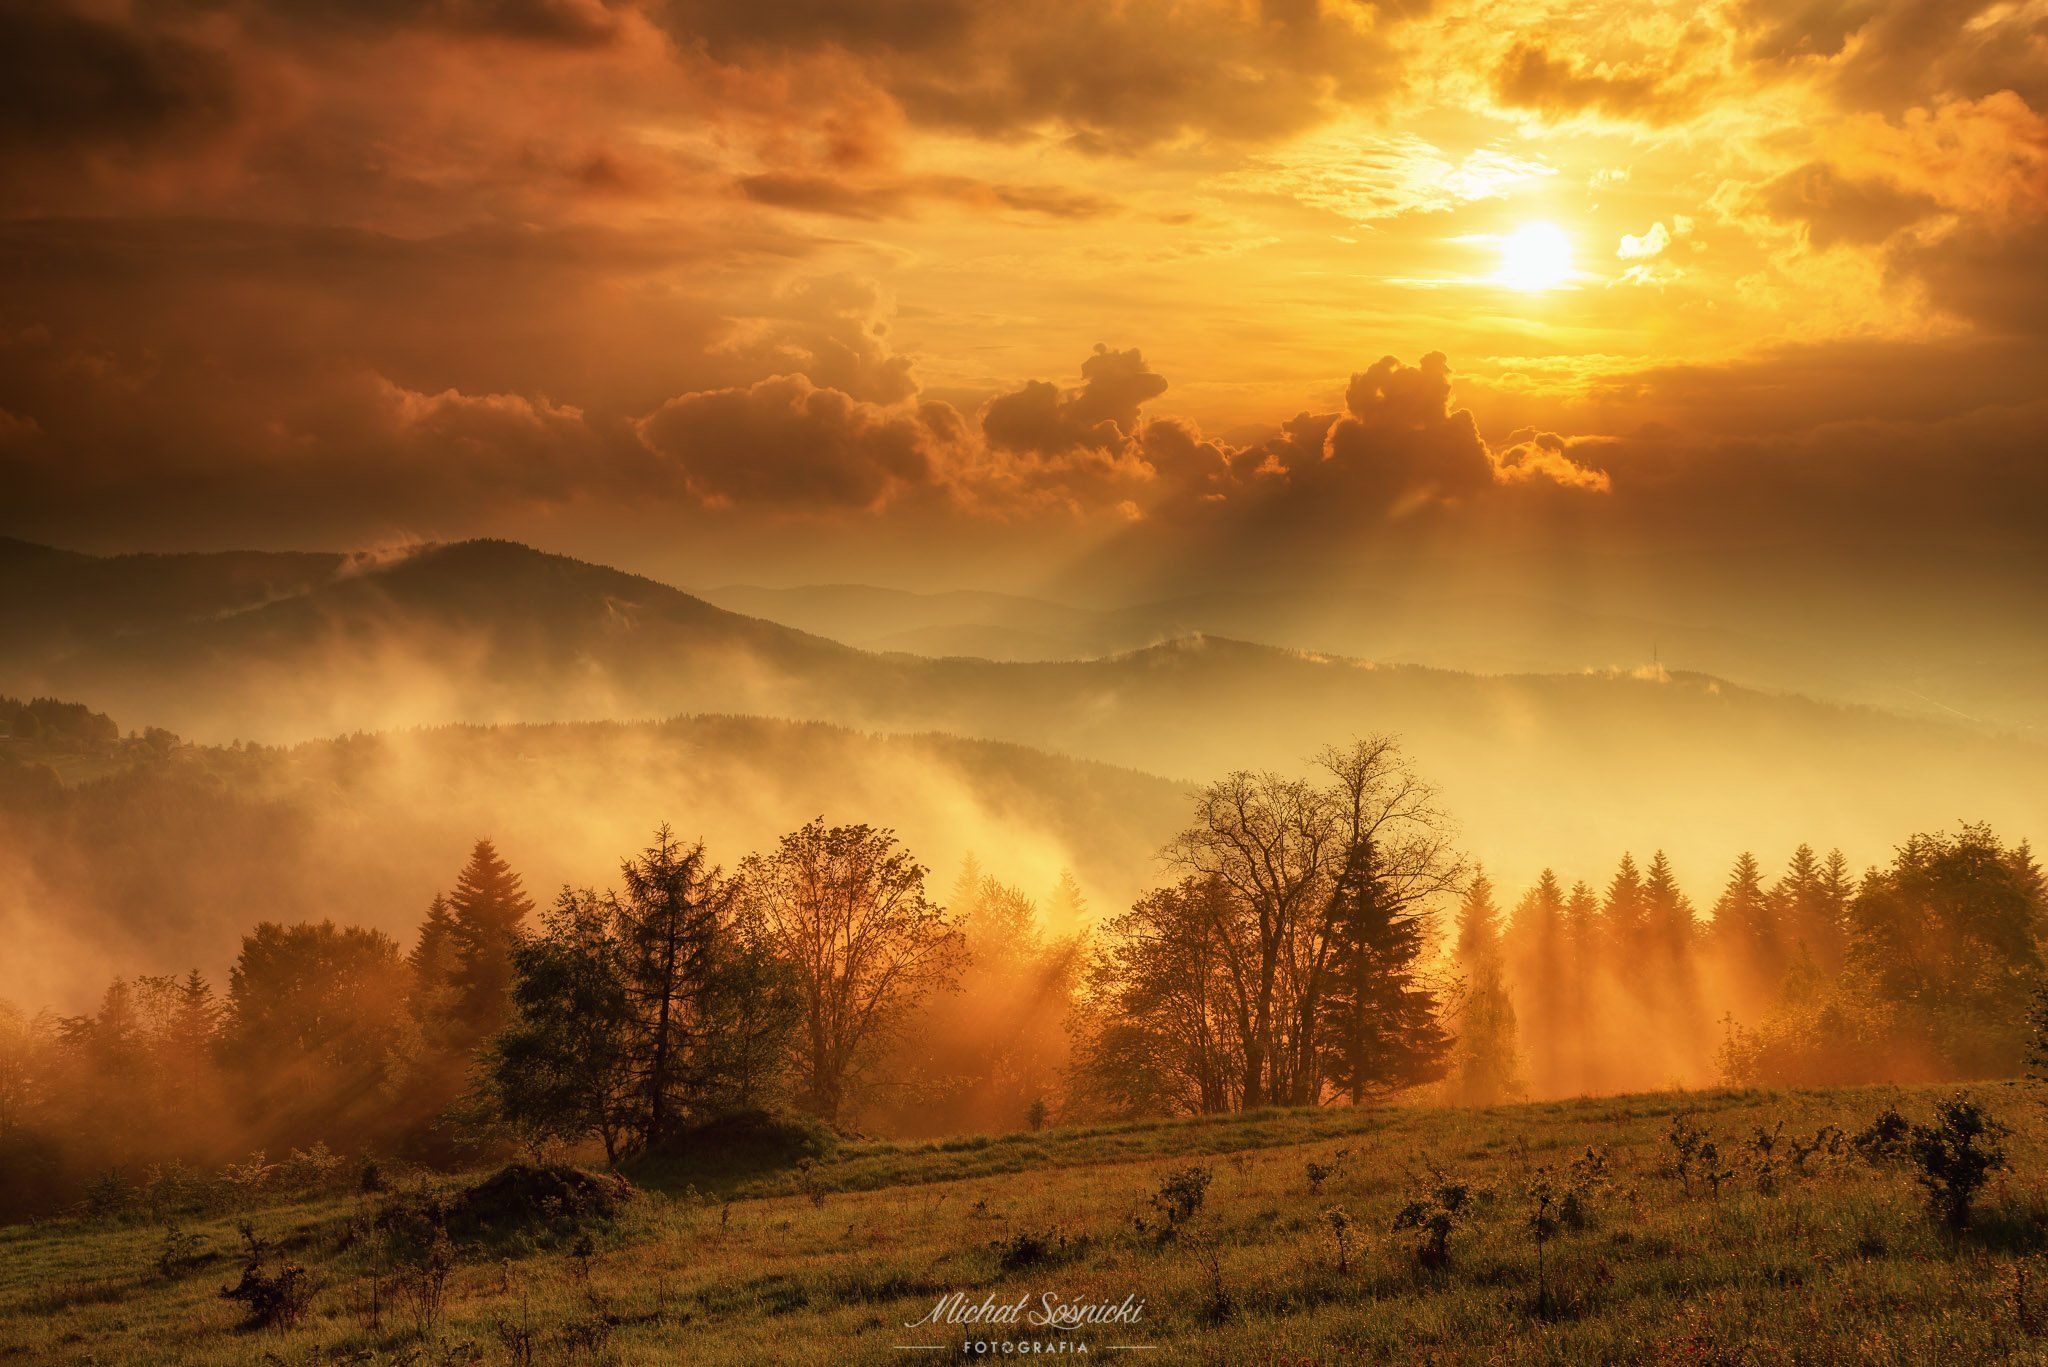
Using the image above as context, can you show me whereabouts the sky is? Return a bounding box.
[2,0,2046,596]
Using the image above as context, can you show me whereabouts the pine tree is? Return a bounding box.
[615,826,733,1145]
[1047,869,1089,923]
[445,840,533,1046]
[1562,880,1602,1092]
[1642,851,1709,1072]
[407,894,459,1029]
[162,970,222,1084]
[1641,852,1697,960]
[1448,868,1521,1105]
[1320,840,1451,1104]
[1507,870,1569,1096]
[1772,844,1847,971]
[1713,851,1778,1009]
[1603,854,1647,965]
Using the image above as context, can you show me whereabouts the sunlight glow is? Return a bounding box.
[1495,222,1574,291]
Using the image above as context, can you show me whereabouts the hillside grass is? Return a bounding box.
[5,1083,2048,1364]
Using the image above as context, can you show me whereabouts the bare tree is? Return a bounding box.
[1143,736,1462,1109]
[743,820,963,1125]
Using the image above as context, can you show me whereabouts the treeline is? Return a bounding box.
[0,696,121,746]
[1450,825,2046,1101]
[0,823,1082,1218]
[3,733,2042,1222]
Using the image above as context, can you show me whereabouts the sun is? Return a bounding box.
[1495,222,1574,291]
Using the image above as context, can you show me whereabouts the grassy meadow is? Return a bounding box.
[5,1083,2048,1364]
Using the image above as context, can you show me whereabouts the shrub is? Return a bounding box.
[1854,1105,1912,1165]
[992,1228,1073,1271]
[1908,1095,2009,1231]
[81,1168,134,1222]
[1324,1206,1354,1275]
[1561,1146,1608,1229]
[219,1224,312,1331]
[1666,1116,1730,1198]
[392,1223,454,1340]
[279,1143,344,1192]
[1026,1098,1050,1132]
[1149,1165,1212,1234]
[1791,1124,1847,1175]
[1749,1121,1785,1195]
[154,1222,211,1279]
[221,1152,278,1204]
[1393,1165,1471,1270]
[143,1162,205,1220]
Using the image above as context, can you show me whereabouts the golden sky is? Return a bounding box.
[2,0,2045,591]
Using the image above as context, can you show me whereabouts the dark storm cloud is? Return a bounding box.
[0,7,236,154]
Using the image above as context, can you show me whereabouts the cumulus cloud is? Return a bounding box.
[635,374,959,510]
[981,345,1168,456]
[1489,430,1614,492]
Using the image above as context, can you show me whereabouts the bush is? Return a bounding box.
[1666,1116,1730,1197]
[1908,1096,2009,1231]
[1148,1165,1212,1234]
[1394,1165,1471,1270]
[219,1224,312,1331]
[279,1143,343,1192]
[1855,1106,1912,1165]
[634,1108,838,1191]
[992,1228,1074,1271]
[80,1168,135,1222]
[444,1163,630,1244]
[154,1222,211,1279]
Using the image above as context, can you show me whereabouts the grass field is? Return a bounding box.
[5,1083,2047,1364]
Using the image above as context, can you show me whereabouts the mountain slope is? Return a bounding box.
[4,538,2042,894]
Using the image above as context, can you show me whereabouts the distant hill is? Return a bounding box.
[701,578,2046,730]
[0,713,1189,1011]
[3,538,2042,899]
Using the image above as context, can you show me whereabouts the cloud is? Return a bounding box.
[1618,223,1671,260]
[737,171,1115,220]
[1489,430,1614,492]
[0,7,236,156]
[1217,131,1557,225]
[1493,40,1698,123]
[661,0,1406,153]
[981,345,1168,456]
[635,374,960,510]
[1757,163,1940,248]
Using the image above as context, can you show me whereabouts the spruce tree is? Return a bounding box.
[1562,880,1602,1091]
[1713,851,1778,1008]
[1448,868,1522,1105]
[1603,854,1647,965]
[1507,870,1569,1096]
[407,894,459,1028]
[1642,852,1697,960]
[1320,839,1451,1104]
[1773,844,1847,971]
[445,840,533,1045]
